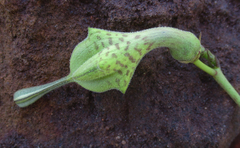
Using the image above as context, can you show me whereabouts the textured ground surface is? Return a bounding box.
[1,0,240,147]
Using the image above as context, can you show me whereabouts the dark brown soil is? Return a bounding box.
[1,0,240,147]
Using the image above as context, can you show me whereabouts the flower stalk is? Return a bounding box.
[194,49,240,107]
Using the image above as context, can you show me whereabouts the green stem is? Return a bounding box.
[213,68,240,106]
[193,59,240,107]
[193,59,216,76]
[14,76,73,107]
